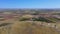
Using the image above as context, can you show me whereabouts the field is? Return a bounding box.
[0,20,59,34]
[0,9,60,34]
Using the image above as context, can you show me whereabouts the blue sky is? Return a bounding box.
[0,0,60,8]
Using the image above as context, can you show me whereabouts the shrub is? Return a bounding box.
[19,15,33,21]
[32,17,55,23]
[19,17,30,21]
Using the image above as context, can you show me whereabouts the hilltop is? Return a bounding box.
[0,21,59,34]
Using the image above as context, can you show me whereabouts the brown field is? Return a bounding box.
[0,20,59,34]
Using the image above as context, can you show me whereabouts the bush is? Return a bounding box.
[19,15,33,21]
[19,17,30,21]
[0,23,12,27]
[32,17,55,23]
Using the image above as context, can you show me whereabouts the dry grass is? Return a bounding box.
[11,21,59,34]
[0,21,59,34]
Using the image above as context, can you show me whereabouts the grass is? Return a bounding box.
[46,17,57,23]
[47,17,60,23]
[32,17,56,23]
[0,21,59,34]
[11,21,59,34]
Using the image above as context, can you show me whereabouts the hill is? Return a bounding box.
[0,21,58,34]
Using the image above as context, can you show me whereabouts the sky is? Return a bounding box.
[0,0,60,9]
